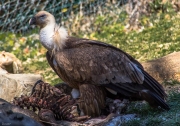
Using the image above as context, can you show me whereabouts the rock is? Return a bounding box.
[0,51,23,73]
[84,113,137,126]
[142,52,180,83]
[85,113,116,126]
[0,74,42,102]
[0,109,42,126]
[0,67,8,74]
[0,98,40,123]
[104,114,137,126]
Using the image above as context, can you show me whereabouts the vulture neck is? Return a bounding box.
[39,23,68,52]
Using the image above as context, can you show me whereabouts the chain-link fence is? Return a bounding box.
[0,0,128,33]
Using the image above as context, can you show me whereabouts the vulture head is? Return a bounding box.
[29,11,55,28]
[29,11,68,52]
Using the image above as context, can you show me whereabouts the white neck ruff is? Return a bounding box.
[39,24,68,52]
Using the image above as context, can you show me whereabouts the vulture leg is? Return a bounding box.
[78,84,106,117]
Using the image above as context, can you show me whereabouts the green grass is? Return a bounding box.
[85,12,180,62]
[0,32,61,85]
[121,90,180,126]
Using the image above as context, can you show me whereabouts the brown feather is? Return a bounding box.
[78,84,106,117]
[46,36,169,114]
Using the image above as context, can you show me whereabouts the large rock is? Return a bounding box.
[0,74,42,102]
[142,52,180,83]
[0,98,41,125]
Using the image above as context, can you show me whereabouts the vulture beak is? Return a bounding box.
[29,17,36,25]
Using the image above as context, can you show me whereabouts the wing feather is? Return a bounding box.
[54,42,144,85]
[46,37,168,110]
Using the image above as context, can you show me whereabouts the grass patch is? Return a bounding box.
[122,91,180,126]
[85,11,180,62]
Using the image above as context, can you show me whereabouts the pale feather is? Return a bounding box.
[40,24,68,53]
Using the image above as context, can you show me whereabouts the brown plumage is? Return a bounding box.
[29,11,170,116]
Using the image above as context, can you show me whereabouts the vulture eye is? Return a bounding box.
[39,14,46,18]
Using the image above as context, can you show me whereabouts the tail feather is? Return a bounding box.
[139,90,170,110]
[143,70,167,99]
[105,84,137,97]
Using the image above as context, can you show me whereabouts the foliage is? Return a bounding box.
[0,32,43,61]
[0,32,61,84]
[85,6,180,61]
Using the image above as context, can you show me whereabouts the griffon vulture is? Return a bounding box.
[29,11,169,117]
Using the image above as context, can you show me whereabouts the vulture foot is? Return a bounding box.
[109,99,129,115]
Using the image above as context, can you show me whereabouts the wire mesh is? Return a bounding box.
[0,0,128,33]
